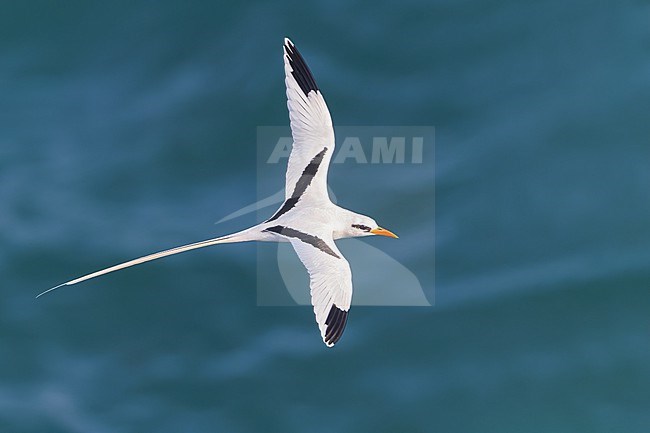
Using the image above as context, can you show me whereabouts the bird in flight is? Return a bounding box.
[39,38,398,347]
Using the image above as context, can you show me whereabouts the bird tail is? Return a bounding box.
[37,226,261,298]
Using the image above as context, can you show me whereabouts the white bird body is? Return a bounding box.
[40,38,397,347]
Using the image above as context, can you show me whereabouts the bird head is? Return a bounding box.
[347,215,398,239]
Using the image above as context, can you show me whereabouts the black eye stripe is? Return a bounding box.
[352,224,371,232]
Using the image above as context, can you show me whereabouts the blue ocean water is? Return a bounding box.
[1,1,649,431]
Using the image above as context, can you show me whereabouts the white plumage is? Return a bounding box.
[40,38,398,347]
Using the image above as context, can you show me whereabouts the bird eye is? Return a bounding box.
[352,224,371,232]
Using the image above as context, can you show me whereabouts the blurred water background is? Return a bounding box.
[1,1,649,432]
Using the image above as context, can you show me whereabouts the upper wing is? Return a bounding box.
[282,38,335,203]
[264,224,352,347]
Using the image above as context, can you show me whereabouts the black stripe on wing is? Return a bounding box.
[325,304,348,346]
[284,39,319,96]
[264,225,340,259]
[266,147,328,222]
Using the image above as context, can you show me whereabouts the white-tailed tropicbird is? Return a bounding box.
[39,38,398,347]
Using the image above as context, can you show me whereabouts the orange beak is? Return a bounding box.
[370,227,398,239]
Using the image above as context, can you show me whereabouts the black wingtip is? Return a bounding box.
[284,38,319,96]
[324,304,348,346]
